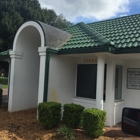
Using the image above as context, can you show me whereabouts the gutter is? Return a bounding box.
[58,46,116,55]
[46,48,58,54]
[46,46,140,55]
[115,47,140,54]
[46,45,116,55]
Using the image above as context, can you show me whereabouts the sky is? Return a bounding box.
[38,0,140,24]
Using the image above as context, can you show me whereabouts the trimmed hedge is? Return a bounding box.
[0,77,8,85]
[83,108,106,138]
[38,101,61,128]
[0,89,3,107]
[63,103,85,128]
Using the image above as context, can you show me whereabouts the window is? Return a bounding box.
[115,65,122,100]
[76,64,97,99]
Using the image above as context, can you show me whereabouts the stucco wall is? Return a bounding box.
[114,101,125,124]
[47,54,128,126]
[73,98,96,108]
[47,54,76,105]
[123,60,140,108]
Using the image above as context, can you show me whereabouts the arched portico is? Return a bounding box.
[8,21,71,112]
[8,21,46,112]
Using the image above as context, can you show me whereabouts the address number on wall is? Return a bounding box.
[84,58,97,63]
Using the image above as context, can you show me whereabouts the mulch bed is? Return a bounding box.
[0,108,140,140]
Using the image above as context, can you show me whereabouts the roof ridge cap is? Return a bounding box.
[87,13,140,25]
[77,22,115,46]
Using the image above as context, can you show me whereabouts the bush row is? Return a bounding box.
[0,77,8,85]
[38,102,106,138]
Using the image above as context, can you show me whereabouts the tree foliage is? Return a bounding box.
[0,0,72,51]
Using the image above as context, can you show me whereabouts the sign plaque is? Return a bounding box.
[127,68,140,89]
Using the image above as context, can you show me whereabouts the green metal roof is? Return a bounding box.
[89,14,140,49]
[0,50,10,60]
[0,50,10,56]
[59,14,140,54]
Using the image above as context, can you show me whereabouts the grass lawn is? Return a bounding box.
[2,85,8,89]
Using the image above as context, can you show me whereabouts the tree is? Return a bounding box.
[0,0,72,52]
[0,0,43,51]
[47,9,57,25]
[55,14,73,29]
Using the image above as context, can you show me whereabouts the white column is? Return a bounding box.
[105,58,115,126]
[8,50,22,112]
[96,55,105,110]
[38,47,46,104]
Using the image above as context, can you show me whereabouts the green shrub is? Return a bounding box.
[83,108,106,138]
[0,89,3,107]
[63,103,85,128]
[38,101,61,128]
[79,112,84,128]
[0,77,8,85]
[57,125,75,140]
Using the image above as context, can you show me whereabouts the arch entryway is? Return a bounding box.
[8,20,71,112]
[8,21,46,112]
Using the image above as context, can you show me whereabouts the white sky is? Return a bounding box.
[38,0,139,23]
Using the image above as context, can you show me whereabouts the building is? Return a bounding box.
[8,14,140,126]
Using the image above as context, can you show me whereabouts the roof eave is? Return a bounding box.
[58,46,116,55]
[115,46,140,54]
[46,46,140,55]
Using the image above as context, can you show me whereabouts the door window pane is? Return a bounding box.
[115,65,122,100]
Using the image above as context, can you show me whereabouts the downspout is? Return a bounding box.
[43,52,51,102]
